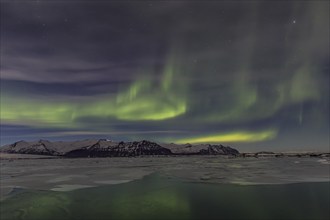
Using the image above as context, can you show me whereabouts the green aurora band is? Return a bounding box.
[0,56,323,144]
[176,130,278,144]
[1,58,186,126]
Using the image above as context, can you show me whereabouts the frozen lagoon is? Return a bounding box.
[1,156,329,220]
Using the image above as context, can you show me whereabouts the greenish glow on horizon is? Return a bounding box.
[176,129,278,144]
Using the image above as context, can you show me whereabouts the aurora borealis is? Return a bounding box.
[0,1,329,151]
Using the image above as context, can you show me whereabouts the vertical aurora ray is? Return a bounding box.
[77,55,187,121]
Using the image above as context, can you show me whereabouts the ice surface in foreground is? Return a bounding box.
[0,156,329,198]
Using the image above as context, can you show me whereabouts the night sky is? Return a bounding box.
[1,1,329,151]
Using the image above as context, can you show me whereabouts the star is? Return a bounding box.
[292,20,296,24]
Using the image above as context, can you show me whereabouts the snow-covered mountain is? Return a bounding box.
[0,139,240,157]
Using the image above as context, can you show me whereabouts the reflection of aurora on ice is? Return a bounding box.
[1,174,329,220]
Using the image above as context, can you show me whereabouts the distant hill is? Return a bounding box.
[0,139,240,157]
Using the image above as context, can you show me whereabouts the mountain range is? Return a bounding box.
[0,139,240,157]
